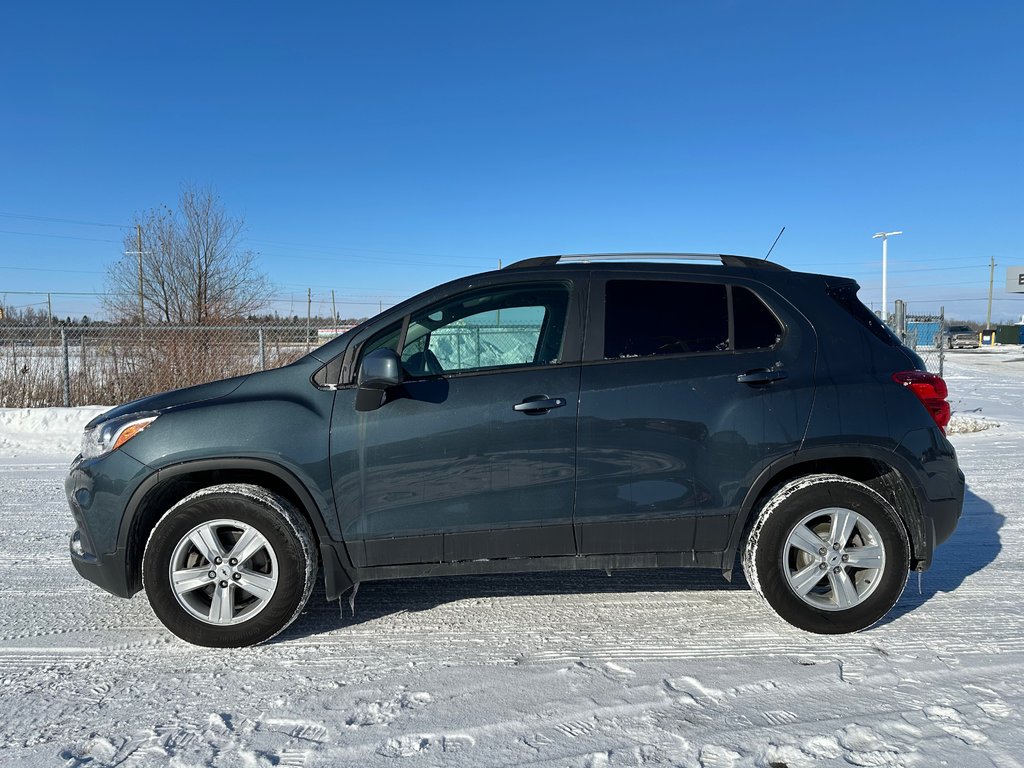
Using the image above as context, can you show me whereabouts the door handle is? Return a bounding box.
[513,396,567,414]
[737,368,788,385]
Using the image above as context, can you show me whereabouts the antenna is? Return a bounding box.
[765,226,785,261]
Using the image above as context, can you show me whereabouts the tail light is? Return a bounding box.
[892,370,951,433]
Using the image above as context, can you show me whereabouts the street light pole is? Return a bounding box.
[872,230,903,323]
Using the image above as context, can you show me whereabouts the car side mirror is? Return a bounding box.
[356,348,402,411]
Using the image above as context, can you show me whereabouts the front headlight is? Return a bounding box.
[81,413,158,459]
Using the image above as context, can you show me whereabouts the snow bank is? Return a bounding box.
[947,413,1000,434]
[0,406,110,457]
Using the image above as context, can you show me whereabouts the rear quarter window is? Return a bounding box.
[827,285,900,346]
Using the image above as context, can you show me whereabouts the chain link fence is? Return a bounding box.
[2,308,953,409]
[427,325,552,370]
[0,325,318,408]
[893,301,946,376]
[0,323,558,408]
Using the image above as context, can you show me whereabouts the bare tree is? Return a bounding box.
[104,185,271,324]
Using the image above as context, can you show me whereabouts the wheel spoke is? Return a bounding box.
[779,503,892,614]
[789,524,826,556]
[209,584,235,623]
[168,516,283,628]
[189,524,224,564]
[236,570,276,601]
[171,566,211,595]
[830,508,858,548]
[789,562,826,596]
[227,527,264,565]
[828,568,861,609]
[844,544,884,569]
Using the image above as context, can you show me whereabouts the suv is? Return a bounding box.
[66,254,964,647]
[945,325,980,349]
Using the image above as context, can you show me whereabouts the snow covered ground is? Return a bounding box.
[1,350,1021,767]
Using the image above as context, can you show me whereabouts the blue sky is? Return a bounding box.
[1,2,1021,322]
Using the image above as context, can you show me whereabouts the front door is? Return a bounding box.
[331,279,585,567]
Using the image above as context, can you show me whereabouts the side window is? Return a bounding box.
[401,284,570,377]
[604,280,729,358]
[733,286,783,350]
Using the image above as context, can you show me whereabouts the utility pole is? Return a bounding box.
[331,289,338,326]
[306,288,312,351]
[137,225,144,325]
[939,306,945,378]
[47,292,53,344]
[986,256,997,330]
[125,225,150,341]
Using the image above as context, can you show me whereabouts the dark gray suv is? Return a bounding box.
[65,254,965,647]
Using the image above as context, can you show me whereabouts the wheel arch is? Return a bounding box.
[119,458,355,597]
[723,447,928,578]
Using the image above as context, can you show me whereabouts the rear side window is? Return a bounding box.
[603,280,784,359]
[604,280,729,358]
[733,286,783,350]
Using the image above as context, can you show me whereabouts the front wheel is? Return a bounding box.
[142,484,317,647]
[743,474,910,634]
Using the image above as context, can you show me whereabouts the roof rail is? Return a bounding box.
[504,252,788,271]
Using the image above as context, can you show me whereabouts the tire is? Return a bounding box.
[142,483,318,647]
[742,474,910,634]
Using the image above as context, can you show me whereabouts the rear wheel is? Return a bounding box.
[142,484,317,647]
[743,474,910,634]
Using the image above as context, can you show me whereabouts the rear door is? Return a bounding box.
[574,273,814,562]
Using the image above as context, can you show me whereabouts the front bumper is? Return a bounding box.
[65,449,152,598]
[950,337,979,349]
[68,539,134,598]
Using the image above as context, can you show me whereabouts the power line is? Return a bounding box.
[0,209,484,263]
[905,295,1024,303]
[819,254,991,265]
[244,237,487,262]
[0,228,123,244]
[0,211,127,228]
[0,209,1006,268]
[263,296,396,307]
[0,227,487,269]
[0,265,105,275]
[253,249,492,270]
[885,264,990,275]
[1,290,110,296]
[0,288,401,305]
